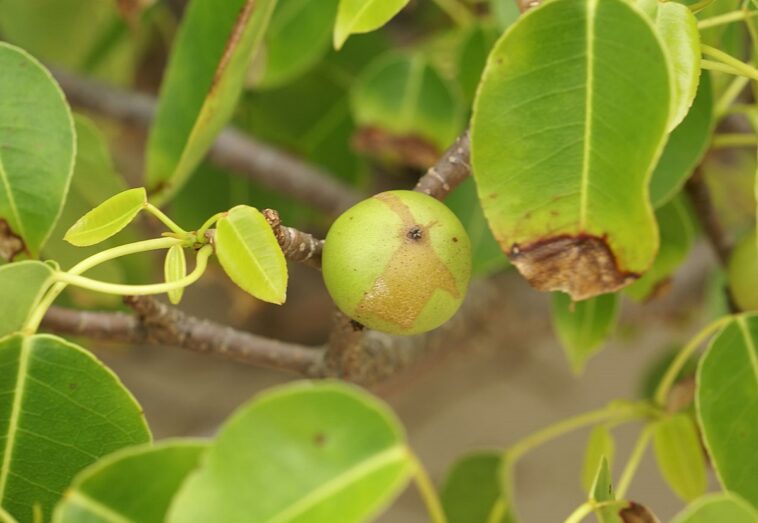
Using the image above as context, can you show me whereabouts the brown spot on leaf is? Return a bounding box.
[0,219,26,261]
[508,234,638,300]
[352,127,441,169]
[619,502,661,523]
[355,193,460,330]
[313,432,327,447]
[210,1,256,95]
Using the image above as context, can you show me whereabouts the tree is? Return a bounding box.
[0,0,756,521]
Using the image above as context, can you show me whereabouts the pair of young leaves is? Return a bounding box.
[64,187,288,305]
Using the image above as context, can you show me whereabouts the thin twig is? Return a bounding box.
[262,209,323,269]
[414,131,472,200]
[685,166,733,265]
[52,68,361,216]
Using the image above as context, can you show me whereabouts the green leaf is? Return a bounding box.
[0,334,150,522]
[490,0,520,31]
[0,262,55,338]
[581,426,615,494]
[333,0,410,50]
[652,413,707,501]
[626,195,695,301]
[164,245,187,305]
[728,230,758,311]
[670,493,758,523]
[441,452,515,523]
[697,315,758,508]
[215,205,288,304]
[53,440,206,523]
[350,53,465,166]
[471,0,671,300]
[145,0,277,202]
[250,0,340,89]
[637,0,700,130]
[589,457,622,523]
[551,292,619,374]
[446,178,508,277]
[0,42,75,259]
[63,188,146,247]
[167,381,413,523]
[456,25,498,104]
[650,73,713,208]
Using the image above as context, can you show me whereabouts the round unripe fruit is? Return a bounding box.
[322,190,472,335]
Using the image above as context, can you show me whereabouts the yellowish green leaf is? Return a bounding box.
[64,188,146,247]
[164,245,187,305]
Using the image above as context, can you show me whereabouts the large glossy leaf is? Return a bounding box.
[637,0,700,130]
[53,440,206,523]
[581,425,615,494]
[215,205,288,304]
[626,195,695,301]
[249,0,339,89]
[350,52,465,167]
[652,413,706,501]
[471,0,671,300]
[63,188,146,247]
[551,292,619,373]
[650,74,713,208]
[670,493,758,523]
[697,314,758,507]
[167,381,413,523]
[728,230,758,311]
[333,0,409,49]
[0,262,55,338]
[441,452,515,523]
[145,0,276,202]
[0,334,150,522]
[446,178,508,277]
[0,42,75,259]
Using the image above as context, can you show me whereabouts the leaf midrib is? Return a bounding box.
[0,150,26,241]
[262,445,408,523]
[736,317,758,387]
[579,0,597,229]
[0,337,31,501]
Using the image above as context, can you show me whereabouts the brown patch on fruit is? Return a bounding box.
[352,127,441,169]
[619,502,661,523]
[0,219,25,261]
[508,234,638,301]
[355,193,460,330]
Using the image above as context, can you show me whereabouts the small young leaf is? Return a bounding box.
[626,195,695,301]
[637,0,701,130]
[64,187,146,246]
[697,315,758,507]
[333,0,410,50]
[441,452,515,523]
[0,334,150,522]
[146,0,277,202]
[551,292,619,374]
[0,261,55,337]
[0,42,75,259]
[215,205,288,304]
[670,493,758,523]
[650,74,713,208]
[652,413,707,501]
[164,245,187,305]
[167,381,413,523]
[581,426,615,494]
[53,440,207,523]
[590,457,623,523]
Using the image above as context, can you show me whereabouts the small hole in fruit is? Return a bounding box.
[407,226,423,240]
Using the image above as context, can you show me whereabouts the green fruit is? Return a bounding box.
[322,190,472,335]
[727,230,758,311]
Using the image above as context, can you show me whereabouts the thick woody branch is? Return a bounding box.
[262,209,323,269]
[42,298,323,376]
[52,69,361,216]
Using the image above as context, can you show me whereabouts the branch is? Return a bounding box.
[262,208,323,269]
[42,298,324,376]
[52,68,361,216]
[414,131,472,200]
[685,166,733,265]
